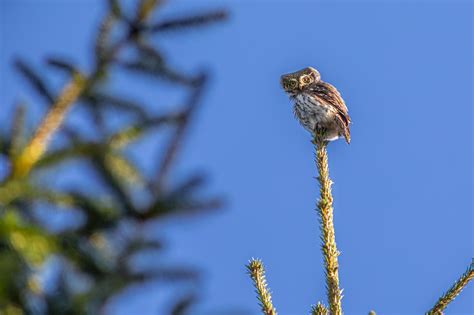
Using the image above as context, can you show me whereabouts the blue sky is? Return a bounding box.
[1,0,472,314]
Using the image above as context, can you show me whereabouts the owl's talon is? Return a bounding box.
[314,126,327,138]
[312,127,327,145]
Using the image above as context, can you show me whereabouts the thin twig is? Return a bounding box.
[313,135,343,315]
[14,59,55,104]
[427,260,474,315]
[149,10,228,32]
[9,103,26,159]
[153,74,207,192]
[246,258,277,315]
[95,12,116,63]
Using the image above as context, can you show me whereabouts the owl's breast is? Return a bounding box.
[294,93,334,119]
[292,93,338,137]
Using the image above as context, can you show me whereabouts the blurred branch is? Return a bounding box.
[246,259,277,315]
[0,134,9,155]
[95,12,117,64]
[104,152,145,186]
[108,0,122,18]
[35,142,97,169]
[313,134,343,315]
[122,239,163,258]
[9,103,26,159]
[2,2,227,313]
[64,191,121,234]
[136,0,161,22]
[153,74,207,192]
[15,59,78,140]
[91,154,136,213]
[14,59,54,104]
[0,179,73,207]
[11,73,87,179]
[166,174,206,198]
[170,294,197,315]
[149,10,228,33]
[138,194,222,221]
[108,112,185,149]
[45,57,77,74]
[131,267,200,283]
[82,90,148,120]
[118,41,198,86]
[427,260,474,314]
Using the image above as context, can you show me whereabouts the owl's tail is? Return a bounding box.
[343,128,351,144]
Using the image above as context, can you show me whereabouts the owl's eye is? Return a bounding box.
[301,75,312,85]
[287,79,298,89]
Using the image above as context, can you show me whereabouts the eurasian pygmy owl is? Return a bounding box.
[280,67,351,143]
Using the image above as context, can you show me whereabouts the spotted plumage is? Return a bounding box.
[280,67,351,143]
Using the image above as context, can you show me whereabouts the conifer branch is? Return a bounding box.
[246,259,277,315]
[0,2,227,313]
[11,73,87,178]
[313,134,343,315]
[427,260,474,314]
[311,302,328,315]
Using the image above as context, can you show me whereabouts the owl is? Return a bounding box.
[280,67,351,144]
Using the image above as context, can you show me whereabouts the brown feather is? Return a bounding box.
[307,81,351,143]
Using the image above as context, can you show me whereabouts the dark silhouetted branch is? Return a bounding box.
[15,59,54,104]
[153,74,207,192]
[149,11,228,32]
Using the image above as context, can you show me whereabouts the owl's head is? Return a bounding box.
[280,67,321,94]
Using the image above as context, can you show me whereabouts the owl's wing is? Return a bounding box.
[308,81,351,143]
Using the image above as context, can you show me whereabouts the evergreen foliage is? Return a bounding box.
[0,1,227,313]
